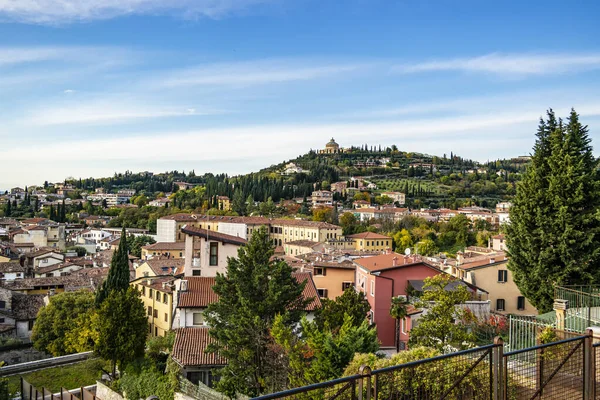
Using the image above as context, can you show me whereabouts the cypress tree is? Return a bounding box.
[507,109,600,312]
[4,200,11,217]
[96,227,131,306]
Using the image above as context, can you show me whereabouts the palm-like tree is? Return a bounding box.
[390,296,409,352]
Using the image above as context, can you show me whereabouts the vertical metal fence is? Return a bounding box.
[20,378,94,400]
[253,331,600,400]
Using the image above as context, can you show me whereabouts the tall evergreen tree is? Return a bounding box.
[205,227,309,397]
[506,109,600,312]
[95,227,130,306]
[4,200,11,217]
[231,189,246,216]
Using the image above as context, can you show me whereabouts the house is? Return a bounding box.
[308,260,356,300]
[23,249,65,271]
[354,252,486,348]
[353,200,371,209]
[171,327,226,387]
[1,268,108,295]
[0,288,45,340]
[381,192,406,205]
[283,162,309,175]
[181,226,247,277]
[156,214,218,243]
[353,252,444,348]
[269,219,342,247]
[134,258,185,279]
[141,242,188,260]
[346,232,393,252]
[83,216,108,227]
[495,202,512,225]
[216,216,270,240]
[448,252,535,316]
[174,182,194,191]
[330,181,348,194]
[311,190,333,207]
[34,261,84,278]
[216,196,231,211]
[491,234,507,251]
[149,198,170,207]
[0,261,27,281]
[132,276,177,337]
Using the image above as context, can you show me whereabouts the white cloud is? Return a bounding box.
[24,100,227,126]
[156,59,365,88]
[0,0,274,24]
[393,53,600,76]
[0,46,133,66]
[63,89,76,94]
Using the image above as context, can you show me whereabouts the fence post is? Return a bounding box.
[584,329,594,400]
[358,365,372,400]
[492,337,504,400]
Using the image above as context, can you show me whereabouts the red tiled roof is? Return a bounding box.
[144,259,185,276]
[172,327,227,367]
[286,240,320,247]
[271,219,340,229]
[180,226,247,246]
[178,277,218,308]
[294,272,322,311]
[354,253,431,272]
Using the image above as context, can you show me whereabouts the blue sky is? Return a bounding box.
[0,0,599,189]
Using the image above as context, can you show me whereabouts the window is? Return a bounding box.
[143,271,149,277]
[193,312,204,325]
[314,267,326,276]
[517,296,526,311]
[0,318,4,323]
[149,288,153,297]
[209,242,218,266]
[179,252,183,257]
[153,309,158,318]
[0,301,5,309]
[28,320,34,331]
[164,313,168,322]
[155,327,158,336]
[163,293,168,304]
[342,282,353,291]
[366,241,370,246]
[192,269,201,276]
[496,299,505,311]
[401,318,407,334]
[497,270,508,283]
[317,288,328,299]
[370,280,375,296]
[147,306,152,316]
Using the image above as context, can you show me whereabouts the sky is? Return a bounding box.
[0,0,599,189]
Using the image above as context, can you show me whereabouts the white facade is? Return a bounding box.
[217,222,248,240]
[381,192,406,205]
[157,219,177,243]
[184,236,241,277]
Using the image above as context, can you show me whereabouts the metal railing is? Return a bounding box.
[253,332,600,400]
[20,378,96,400]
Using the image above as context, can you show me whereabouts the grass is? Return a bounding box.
[6,358,108,395]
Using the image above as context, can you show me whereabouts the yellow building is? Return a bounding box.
[346,232,392,252]
[141,242,188,260]
[310,260,356,300]
[216,196,231,211]
[450,253,536,316]
[270,219,343,247]
[284,240,323,257]
[133,276,177,337]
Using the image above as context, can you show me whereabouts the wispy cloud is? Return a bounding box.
[0,46,135,66]
[0,0,274,25]
[156,59,366,88]
[24,100,228,126]
[392,53,600,76]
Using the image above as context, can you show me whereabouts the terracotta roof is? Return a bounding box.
[143,259,185,276]
[286,240,320,248]
[134,276,177,293]
[11,294,45,320]
[180,226,247,246]
[20,218,48,225]
[12,243,35,248]
[172,327,227,367]
[36,262,84,275]
[159,213,199,222]
[143,242,186,251]
[0,261,26,273]
[492,234,505,240]
[24,225,47,231]
[294,272,322,311]
[347,232,392,240]
[26,248,62,259]
[311,260,356,270]
[354,253,432,272]
[178,277,218,308]
[456,253,508,270]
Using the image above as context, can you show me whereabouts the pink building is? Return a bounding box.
[354,252,443,348]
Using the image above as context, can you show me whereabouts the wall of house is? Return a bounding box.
[180,308,208,328]
[355,238,392,252]
[373,265,442,348]
[14,232,47,248]
[217,222,247,240]
[34,264,82,278]
[16,320,32,340]
[135,282,173,337]
[141,248,185,260]
[284,244,314,256]
[187,238,240,278]
[312,268,356,300]
[467,263,535,315]
[3,272,24,281]
[157,219,177,243]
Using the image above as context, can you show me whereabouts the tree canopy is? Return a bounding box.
[506,109,600,313]
[314,287,370,331]
[204,227,310,397]
[96,226,130,306]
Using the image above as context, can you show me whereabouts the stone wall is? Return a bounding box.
[96,381,124,400]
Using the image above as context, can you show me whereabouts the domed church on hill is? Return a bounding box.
[320,138,342,154]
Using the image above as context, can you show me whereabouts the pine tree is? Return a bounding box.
[4,200,11,217]
[507,109,600,312]
[49,205,55,221]
[205,227,309,397]
[232,189,246,216]
[95,227,130,306]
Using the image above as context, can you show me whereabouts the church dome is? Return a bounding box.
[326,138,339,148]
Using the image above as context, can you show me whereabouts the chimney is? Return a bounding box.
[489,257,495,264]
[386,248,392,255]
[392,257,398,267]
[180,280,188,292]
